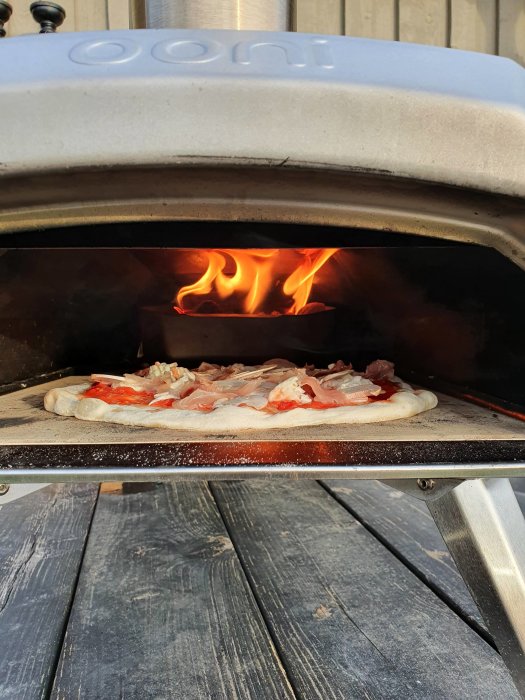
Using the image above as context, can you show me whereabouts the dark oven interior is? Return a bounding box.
[1,221,524,412]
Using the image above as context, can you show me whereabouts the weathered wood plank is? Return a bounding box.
[107,0,130,30]
[499,0,525,64]
[73,0,109,30]
[51,482,295,700]
[345,0,397,40]
[0,483,98,700]
[450,0,497,53]
[296,0,344,35]
[398,0,448,46]
[213,479,519,699]
[322,479,485,629]
[323,480,525,628]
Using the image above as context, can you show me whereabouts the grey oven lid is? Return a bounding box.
[1,28,524,195]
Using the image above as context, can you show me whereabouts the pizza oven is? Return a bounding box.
[2,2,525,691]
[0,6,524,477]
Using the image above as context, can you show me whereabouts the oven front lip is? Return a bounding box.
[1,462,525,484]
[1,441,525,483]
[2,165,525,271]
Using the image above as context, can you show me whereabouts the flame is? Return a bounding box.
[175,248,338,316]
[283,249,338,314]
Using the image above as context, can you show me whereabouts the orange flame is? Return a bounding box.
[283,249,338,314]
[175,249,338,316]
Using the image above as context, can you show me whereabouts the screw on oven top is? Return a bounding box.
[30,1,65,33]
[0,1,12,38]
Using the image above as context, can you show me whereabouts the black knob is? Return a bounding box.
[30,1,65,33]
[0,1,12,39]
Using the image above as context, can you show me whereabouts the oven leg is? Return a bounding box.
[427,478,525,696]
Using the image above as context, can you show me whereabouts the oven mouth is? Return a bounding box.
[1,225,524,402]
[1,218,524,482]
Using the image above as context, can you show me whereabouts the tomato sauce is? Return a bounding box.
[149,398,175,408]
[83,378,401,411]
[83,383,157,406]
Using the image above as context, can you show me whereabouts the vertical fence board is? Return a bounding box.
[296,0,343,34]
[107,0,130,29]
[450,0,497,53]
[499,0,525,64]
[74,0,109,30]
[398,0,448,45]
[345,0,396,39]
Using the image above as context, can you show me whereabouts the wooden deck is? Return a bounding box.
[0,479,522,699]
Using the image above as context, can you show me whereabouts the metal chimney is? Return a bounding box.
[131,0,293,31]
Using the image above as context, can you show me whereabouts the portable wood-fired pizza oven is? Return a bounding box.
[1,0,525,693]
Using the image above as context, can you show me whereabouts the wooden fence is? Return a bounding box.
[6,0,525,65]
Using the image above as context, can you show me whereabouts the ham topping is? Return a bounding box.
[364,359,395,382]
[86,359,400,412]
[300,374,378,406]
[175,389,232,411]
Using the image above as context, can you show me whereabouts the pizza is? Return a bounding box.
[44,359,437,431]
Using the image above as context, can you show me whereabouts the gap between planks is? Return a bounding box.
[318,479,494,646]
[49,481,297,700]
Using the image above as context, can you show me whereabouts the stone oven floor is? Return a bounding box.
[0,479,522,699]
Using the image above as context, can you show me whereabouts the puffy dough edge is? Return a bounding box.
[44,382,438,432]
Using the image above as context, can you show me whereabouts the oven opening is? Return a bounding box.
[1,220,524,473]
[1,221,524,412]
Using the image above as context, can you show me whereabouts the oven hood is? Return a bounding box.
[1,29,525,267]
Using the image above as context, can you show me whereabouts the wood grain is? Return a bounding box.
[107,0,131,29]
[321,479,485,629]
[499,0,525,64]
[450,0,497,53]
[212,479,519,699]
[398,0,448,45]
[345,0,397,40]
[73,0,109,30]
[0,483,98,700]
[296,0,344,35]
[50,482,295,700]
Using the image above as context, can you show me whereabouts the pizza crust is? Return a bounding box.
[44,381,438,432]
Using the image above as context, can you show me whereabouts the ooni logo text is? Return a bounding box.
[69,36,335,69]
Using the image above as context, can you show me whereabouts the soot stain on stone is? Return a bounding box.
[22,395,46,409]
[0,417,37,428]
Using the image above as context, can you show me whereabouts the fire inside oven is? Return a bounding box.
[1,221,524,409]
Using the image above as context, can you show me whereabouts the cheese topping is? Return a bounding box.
[268,377,311,404]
